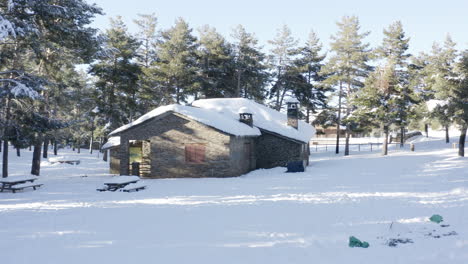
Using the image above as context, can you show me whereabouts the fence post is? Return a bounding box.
[370,143,373,152]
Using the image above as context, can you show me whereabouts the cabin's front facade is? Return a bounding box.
[104,98,314,178]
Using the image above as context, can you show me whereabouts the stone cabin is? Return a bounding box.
[103,98,315,178]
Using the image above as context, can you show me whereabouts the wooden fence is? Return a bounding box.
[310,142,408,152]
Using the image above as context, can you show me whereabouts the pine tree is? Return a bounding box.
[321,16,372,155]
[66,70,96,154]
[293,30,329,123]
[377,21,416,148]
[353,63,399,155]
[231,25,268,100]
[424,35,458,143]
[134,13,158,68]
[133,13,165,113]
[1,0,102,177]
[447,50,468,156]
[89,17,141,135]
[155,18,199,103]
[197,25,236,98]
[268,25,299,110]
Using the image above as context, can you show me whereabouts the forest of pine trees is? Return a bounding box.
[1,1,468,178]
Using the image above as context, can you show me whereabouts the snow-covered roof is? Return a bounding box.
[108,98,315,143]
[285,98,299,104]
[109,104,261,137]
[192,98,315,143]
[102,137,121,150]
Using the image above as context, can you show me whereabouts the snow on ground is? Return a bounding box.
[1,136,468,264]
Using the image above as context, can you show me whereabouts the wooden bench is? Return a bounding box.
[121,183,146,192]
[9,183,43,193]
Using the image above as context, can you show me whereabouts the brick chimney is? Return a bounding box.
[238,107,253,127]
[287,101,299,129]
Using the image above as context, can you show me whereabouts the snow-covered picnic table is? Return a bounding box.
[0,176,42,193]
[48,156,81,165]
[97,176,140,192]
[121,182,147,192]
[49,160,81,165]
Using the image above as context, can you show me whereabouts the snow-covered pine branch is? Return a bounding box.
[0,14,16,41]
[0,70,46,99]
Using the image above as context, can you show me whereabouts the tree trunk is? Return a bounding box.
[31,141,42,176]
[445,125,450,143]
[54,139,58,155]
[176,87,180,104]
[236,70,242,97]
[458,125,467,157]
[100,137,105,151]
[344,125,350,156]
[43,137,49,159]
[89,131,94,154]
[400,127,404,148]
[344,81,351,156]
[77,139,81,154]
[306,108,310,124]
[16,147,20,157]
[382,125,389,156]
[2,140,7,178]
[103,149,108,162]
[335,81,343,154]
[278,88,288,112]
[424,123,429,137]
[2,95,12,178]
[0,140,2,152]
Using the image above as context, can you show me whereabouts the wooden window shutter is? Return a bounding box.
[185,144,205,163]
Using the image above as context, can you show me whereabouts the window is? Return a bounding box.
[185,143,206,163]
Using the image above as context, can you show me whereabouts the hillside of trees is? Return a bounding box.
[1,1,468,177]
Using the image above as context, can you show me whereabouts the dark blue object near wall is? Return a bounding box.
[286,161,305,173]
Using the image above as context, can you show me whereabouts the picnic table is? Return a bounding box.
[0,176,43,193]
[97,176,140,192]
[50,160,80,165]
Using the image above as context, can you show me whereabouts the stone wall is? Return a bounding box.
[229,136,256,175]
[117,112,255,178]
[109,148,120,174]
[255,131,306,169]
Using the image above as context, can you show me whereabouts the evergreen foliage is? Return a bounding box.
[1,3,467,171]
[89,17,141,133]
[293,31,329,123]
[321,16,372,155]
[155,18,199,103]
[268,25,299,110]
[198,25,236,98]
[231,25,269,101]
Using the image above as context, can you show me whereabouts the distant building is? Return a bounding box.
[314,125,347,138]
[103,98,315,178]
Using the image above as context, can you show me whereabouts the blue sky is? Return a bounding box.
[88,0,468,55]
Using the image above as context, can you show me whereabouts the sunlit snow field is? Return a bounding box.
[1,135,468,264]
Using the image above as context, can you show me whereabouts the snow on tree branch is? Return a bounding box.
[0,15,16,41]
[0,70,46,99]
